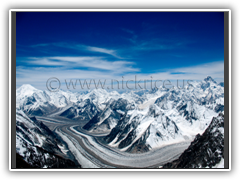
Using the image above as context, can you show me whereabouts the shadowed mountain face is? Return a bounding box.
[162,113,224,168]
[59,99,100,121]
[16,110,80,168]
[83,98,132,132]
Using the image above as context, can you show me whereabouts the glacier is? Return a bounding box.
[15,76,225,168]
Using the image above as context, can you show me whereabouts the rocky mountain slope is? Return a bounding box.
[103,76,224,151]
[162,113,224,168]
[83,98,135,132]
[16,109,80,168]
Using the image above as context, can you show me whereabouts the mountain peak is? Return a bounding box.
[19,84,36,90]
[90,88,108,94]
[16,84,38,96]
[204,76,217,83]
[218,82,224,87]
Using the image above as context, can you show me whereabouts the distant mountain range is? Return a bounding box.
[15,76,225,168]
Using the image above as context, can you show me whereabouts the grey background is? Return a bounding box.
[224,11,229,169]
[11,11,16,169]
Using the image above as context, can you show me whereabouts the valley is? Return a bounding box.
[36,116,191,168]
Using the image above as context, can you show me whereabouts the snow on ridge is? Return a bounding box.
[17,76,224,151]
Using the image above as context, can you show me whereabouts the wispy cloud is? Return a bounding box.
[126,61,224,82]
[86,46,122,59]
[170,61,224,77]
[132,37,192,52]
[30,43,50,48]
[16,60,224,91]
[29,42,123,59]
[121,28,138,45]
[121,28,134,34]
[23,56,140,73]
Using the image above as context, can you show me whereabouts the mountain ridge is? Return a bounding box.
[162,113,224,168]
[16,76,224,153]
[16,109,80,168]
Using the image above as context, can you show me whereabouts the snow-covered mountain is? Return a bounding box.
[16,109,80,168]
[162,113,224,168]
[102,76,224,152]
[59,98,100,120]
[82,98,130,132]
[16,76,224,153]
[16,84,79,116]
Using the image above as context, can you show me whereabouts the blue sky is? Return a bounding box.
[16,11,224,91]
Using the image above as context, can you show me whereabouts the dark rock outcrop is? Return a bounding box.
[162,113,224,168]
[83,98,129,132]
